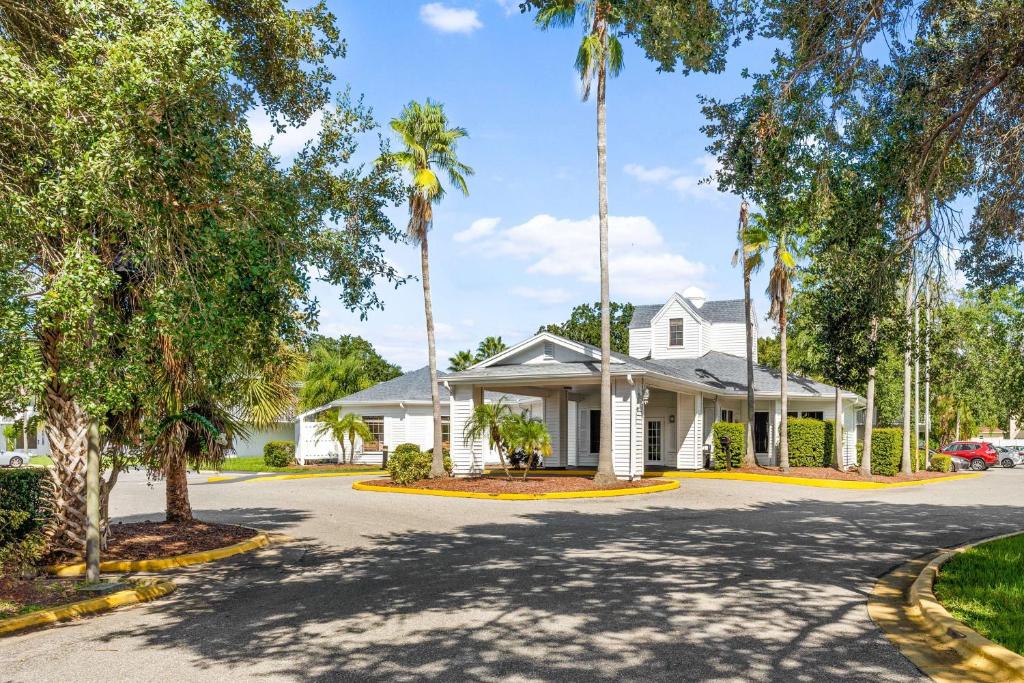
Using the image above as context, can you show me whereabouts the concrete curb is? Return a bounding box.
[0,579,176,637]
[352,478,680,500]
[909,531,1024,681]
[660,471,980,490]
[208,470,385,483]
[45,532,270,577]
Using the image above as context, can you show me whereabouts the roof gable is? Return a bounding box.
[472,332,625,369]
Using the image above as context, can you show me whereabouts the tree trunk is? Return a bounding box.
[420,233,447,478]
[834,383,844,471]
[85,421,101,582]
[40,328,91,556]
[901,269,914,475]
[914,294,920,467]
[778,303,789,472]
[924,282,932,467]
[861,316,879,479]
[740,201,756,467]
[593,19,615,485]
[165,448,193,523]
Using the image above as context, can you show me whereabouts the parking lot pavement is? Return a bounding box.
[3,468,1022,682]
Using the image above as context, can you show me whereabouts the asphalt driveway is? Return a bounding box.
[2,468,1022,682]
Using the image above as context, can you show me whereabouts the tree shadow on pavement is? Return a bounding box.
[98,499,1021,682]
[111,507,312,534]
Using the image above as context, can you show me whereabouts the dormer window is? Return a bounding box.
[668,318,685,347]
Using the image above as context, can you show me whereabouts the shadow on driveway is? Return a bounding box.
[100,499,1020,682]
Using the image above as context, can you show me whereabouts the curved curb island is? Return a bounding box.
[0,579,176,637]
[46,532,270,577]
[353,478,681,500]
[910,531,1024,681]
[661,471,980,490]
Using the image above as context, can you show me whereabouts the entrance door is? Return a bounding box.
[754,412,770,455]
[646,419,664,464]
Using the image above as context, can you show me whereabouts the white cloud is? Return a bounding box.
[420,3,483,33]
[625,154,729,201]
[454,217,500,243]
[510,286,573,305]
[473,214,708,301]
[495,0,519,16]
[247,107,325,159]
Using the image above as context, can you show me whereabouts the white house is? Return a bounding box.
[0,409,49,456]
[442,290,863,478]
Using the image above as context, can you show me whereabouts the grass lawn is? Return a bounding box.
[934,533,1024,655]
[29,455,52,467]
[218,457,381,474]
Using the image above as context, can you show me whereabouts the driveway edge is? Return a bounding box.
[0,579,176,637]
[352,479,680,500]
[662,471,979,489]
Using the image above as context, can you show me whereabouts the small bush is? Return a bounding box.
[387,445,452,485]
[869,428,902,476]
[712,422,745,469]
[929,454,953,473]
[787,418,836,467]
[263,441,295,468]
[0,468,50,548]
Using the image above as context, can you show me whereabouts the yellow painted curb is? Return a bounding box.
[46,532,270,577]
[208,470,386,483]
[658,470,980,490]
[0,579,176,637]
[909,531,1024,681]
[352,478,680,500]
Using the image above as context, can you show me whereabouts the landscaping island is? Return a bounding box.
[714,465,961,483]
[934,532,1024,656]
[364,476,673,495]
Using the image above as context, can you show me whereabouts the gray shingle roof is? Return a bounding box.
[639,351,837,396]
[628,298,746,328]
[337,366,450,403]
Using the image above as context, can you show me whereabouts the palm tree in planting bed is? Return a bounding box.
[505,415,552,480]
[315,412,372,464]
[463,397,516,481]
[388,99,474,479]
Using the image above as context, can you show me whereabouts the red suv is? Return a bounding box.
[940,441,999,470]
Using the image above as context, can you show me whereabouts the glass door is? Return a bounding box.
[646,419,663,464]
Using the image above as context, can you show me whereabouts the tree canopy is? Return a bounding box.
[538,302,635,354]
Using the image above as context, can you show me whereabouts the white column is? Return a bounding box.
[450,384,484,476]
[294,417,305,465]
[543,389,568,468]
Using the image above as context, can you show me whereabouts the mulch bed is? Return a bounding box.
[720,465,961,482]
[101,521,257,561]
[367,476,670,494]
[0,576,81,618]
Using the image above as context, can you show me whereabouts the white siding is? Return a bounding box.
[708,322,747,358]
[450,385,483,475]
[497,339,596,366]
[649,299,704,359]
[628,328,651,358]
[543,389,568,468]
[675,392,698,469]
[567,400,578,466]
[611,377,635,477]
[231,424,295,458]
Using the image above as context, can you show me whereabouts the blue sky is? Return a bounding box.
[252,1,784,370]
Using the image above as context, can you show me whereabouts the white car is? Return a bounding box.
[995,446,1024,469]
[0,450,28,468]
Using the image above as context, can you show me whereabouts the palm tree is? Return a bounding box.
[299,346,368,412]
[732,199,763,467]
[448,350,476,372]
[388,99,473,478]
[534,0,623,485]
[753,218,799,473]
[463,397,515,481]
[474,336,507,362]
[505,415,552,480]
[315,412,372,464]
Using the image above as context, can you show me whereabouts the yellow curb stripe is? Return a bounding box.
[352,479,680,500]
[656,471,980,489]
[208,470,387,483]
[46,533,269,577]
[0,580,176,637]
[909,530,1024,680]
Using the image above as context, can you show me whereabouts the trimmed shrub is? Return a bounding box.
[787,418,836,468]
[0,468,50,547]
[263,441,295,468]
[387,445,452,485]
[712,422,745,469]
[929,454,953,473]
[869,428,902,476]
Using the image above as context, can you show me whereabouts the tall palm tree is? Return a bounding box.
[732,199,763,467]
[299,346,368,412]
[463,397,515,481]
[535,0,623,484]
[505,415,552,480]
[448,350,476,372]
[388,99,473,479]
[474,336,507,362]
[315,412,372,464]
[755,219,799,473]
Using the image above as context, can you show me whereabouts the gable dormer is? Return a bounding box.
[627,290,756,362]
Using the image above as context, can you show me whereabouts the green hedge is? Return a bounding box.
[868,428,902,476]
[387,444,452,485]
[786,418,837,468]
[712,422,745,469]
[263,441,295,468]
[0,468,50,547]
[929,454,953,473]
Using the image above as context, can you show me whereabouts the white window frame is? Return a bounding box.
[668,318,685,347]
